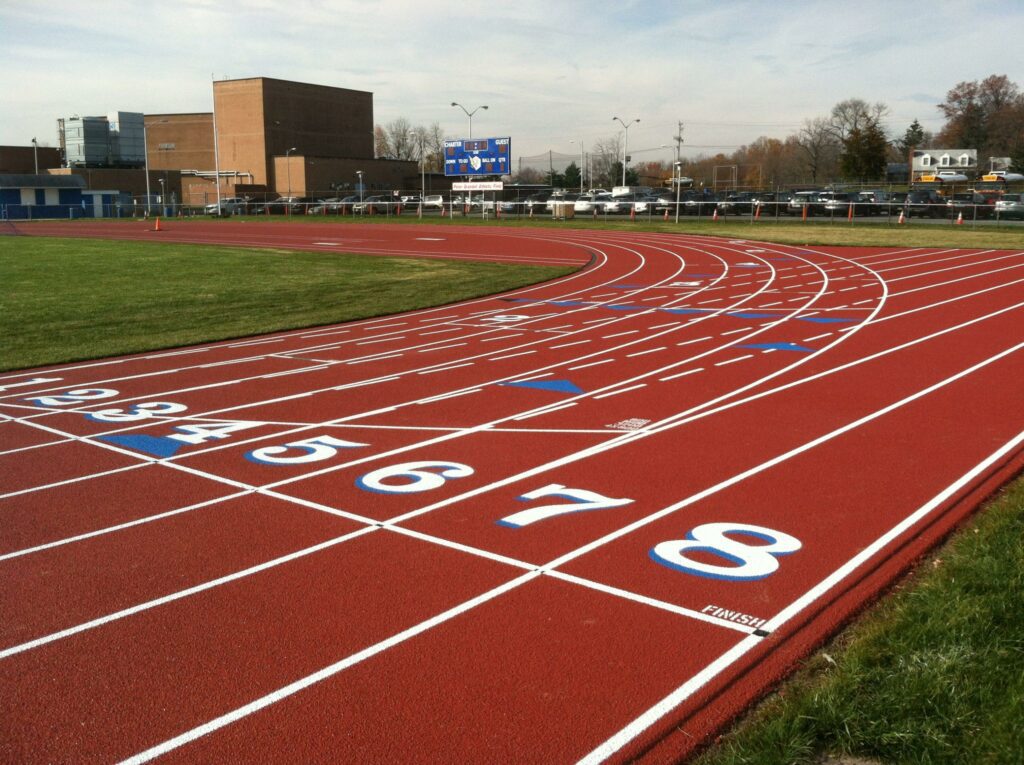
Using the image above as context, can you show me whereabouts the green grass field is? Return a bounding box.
[0,236,574,371]
[4,224,1023,763]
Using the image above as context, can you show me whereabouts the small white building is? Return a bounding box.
[912,148,978,179]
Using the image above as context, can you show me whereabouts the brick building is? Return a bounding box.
[145,76,420,205]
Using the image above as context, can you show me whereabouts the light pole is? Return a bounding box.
[142,118,168,217]
[450,102,488,139]
[674,161,682,224]
[569,138,585,193]
[451,102,488,214]
[31,137,38,174]
[612,116,639,187]
[285,147,297,214]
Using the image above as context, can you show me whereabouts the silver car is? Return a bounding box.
[995,193,1024,220]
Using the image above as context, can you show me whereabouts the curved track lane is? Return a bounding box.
[2,221,1023,763]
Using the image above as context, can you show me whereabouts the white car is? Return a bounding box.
[423,194,444,210]
[204,197,248,216]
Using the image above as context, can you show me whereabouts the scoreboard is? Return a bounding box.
[444,136,511,177]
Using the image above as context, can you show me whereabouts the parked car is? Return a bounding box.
[603,192,645,215]
[995,192,1024,220]
[204,197,250,216]
[856,190,890,216]
[886,192,909,216]
[904,190,946,218]
[633,192,671,215]
[716,192,758,216]
[545,193,580,213]
[751,191,790,217]
[352,195,391,214]
[423,194,445,210]
[820,192,857,216]
[522,192,552,215]
[787,190,821,216]
[681,191,719,216]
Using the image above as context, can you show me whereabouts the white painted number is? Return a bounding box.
[497,483,633,528]
[650,522,801,581]
[168,421,262,445]
[86,402,187,422]
[356,461,474,494]
[247,435,367,465]
[26,388,119,407]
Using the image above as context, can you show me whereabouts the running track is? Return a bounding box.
[2,221,1023,763]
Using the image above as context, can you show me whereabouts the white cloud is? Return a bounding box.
[2,0,1022,162]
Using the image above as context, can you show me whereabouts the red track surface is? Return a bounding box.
[2,220,1023,763]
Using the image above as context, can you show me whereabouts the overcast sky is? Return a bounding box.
[3,0,1022,168]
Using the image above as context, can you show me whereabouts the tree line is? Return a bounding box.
[375,75,1024,188]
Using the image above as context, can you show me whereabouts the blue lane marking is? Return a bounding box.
[612,284,644,289]
[607,304,647,311]
[736,264,762,268]
[727,311,778,319]
[500,379,584,394]
[739,342,814,353]
[550,300,586,307]
[661,308,713,315]
[96,433,185,458]
[796,316,858,324]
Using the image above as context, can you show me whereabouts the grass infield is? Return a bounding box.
[0,236,575,372]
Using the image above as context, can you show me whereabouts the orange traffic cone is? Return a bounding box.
[801,205,808,222]
[956,211,964,225]
[630,206,636,221]
[754,203,762,221]
[153,216,162,232]
[847,203,854,222]
[663,208,669,221]
[712,208,719,222]
[898,210,905,225]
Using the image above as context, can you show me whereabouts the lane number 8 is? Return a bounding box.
[650,522,801,581]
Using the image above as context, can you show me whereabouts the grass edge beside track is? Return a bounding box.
[693,470,1024,765]
[0,236,579,372]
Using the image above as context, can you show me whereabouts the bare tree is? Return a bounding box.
[590,134,623,188]
[797,117,840,182]
[828,98,889,142]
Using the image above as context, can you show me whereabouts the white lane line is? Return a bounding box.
[840,286,859,292]
[481,334,524,342]
[697,298,723,305]
[720,327,752,336]
[417,363,474,375]
[332,377,400,391]
[550,339,591,349]
[417,388,482,404]
[509,372,554,382]
[117,571,539,765]
[512,402,578,420]
[0,527,380,661]
[420,328,462,336]
[659,367,704,382]
[569,359,614,370]
[603,330,639,338]
[346,354,403,365]
[853,299,875,305]
[760,301,783,307]
[489,350,538,361]
[626,347,666,358]
[364,322,406,330]
[145,349,210,359]
[261,365,330,379]
[804,333,833,342]
[356,337,405,345]
[714,355,754,367]
[593,383,647,400]
[227,339,284,348]
[417,343,467,352]
[299,329,350,339]
[199,357,264,369]
[418,315,459,322]
[649,322,681,329]
[677,336,712,346]
[583,318,610,325]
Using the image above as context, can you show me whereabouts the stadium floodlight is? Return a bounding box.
[612,117,640,186]
[451,102,488,140]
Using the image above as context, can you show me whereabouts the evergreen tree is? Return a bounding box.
[1010,144,1024,174]
[563,162,582,191]
[894,119,926,155]
[840,121,888,180]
